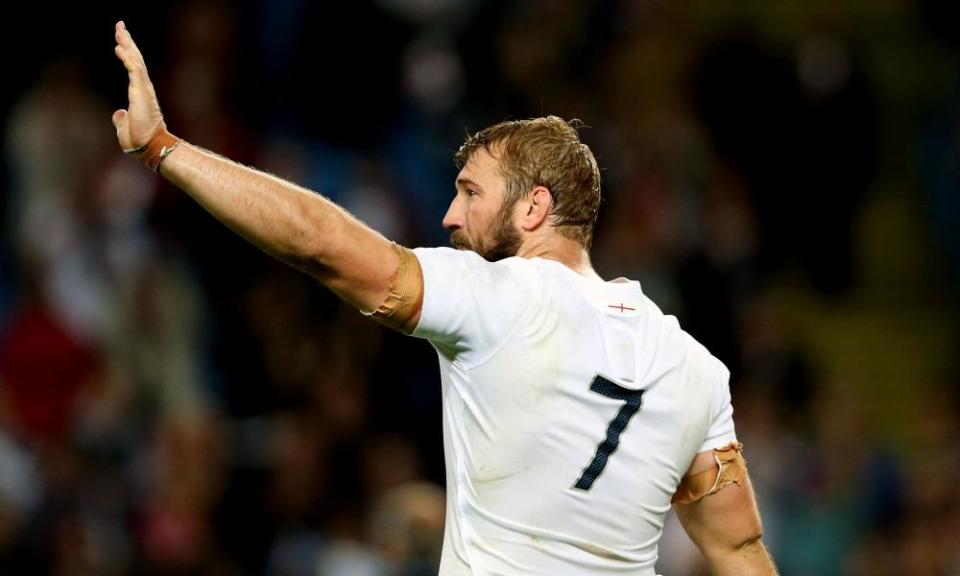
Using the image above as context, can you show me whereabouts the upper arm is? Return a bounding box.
[311,210,423,332]
[674,451,776,575]
[674,450,763,553]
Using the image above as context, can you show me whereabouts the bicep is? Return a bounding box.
[315,212,423,331]
[674,450,764,555]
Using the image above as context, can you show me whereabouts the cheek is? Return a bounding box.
[463,202,479,229]
[469,205,495,239]
[475,198,501,225]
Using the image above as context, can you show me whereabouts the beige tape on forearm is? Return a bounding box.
[672,442,747,505]
[367,244,423,334]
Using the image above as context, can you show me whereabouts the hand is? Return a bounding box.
[112,21,165,151]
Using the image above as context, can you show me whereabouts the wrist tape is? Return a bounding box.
[124,122,181,173]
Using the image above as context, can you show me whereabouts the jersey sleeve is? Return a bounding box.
[410,247,533,365]
[697,363,738,452]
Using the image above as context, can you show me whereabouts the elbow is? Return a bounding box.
[285,231,328,278]
[708,519,764,559]
[299,230,329,274]
[297,208,345,277]
[730,513,765,553]
[735,530,765,553]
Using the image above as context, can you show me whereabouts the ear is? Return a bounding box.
[518,185,553,232]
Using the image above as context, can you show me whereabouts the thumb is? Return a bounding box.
[112,109,127,131]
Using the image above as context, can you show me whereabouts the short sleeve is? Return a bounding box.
[411,247,533,365]
[697,363,738,452]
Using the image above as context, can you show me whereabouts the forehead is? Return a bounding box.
[457,146,502,182]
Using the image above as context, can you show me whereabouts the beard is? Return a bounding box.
[450,201,522,262]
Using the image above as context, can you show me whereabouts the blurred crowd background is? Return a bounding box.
[1,1,959,575]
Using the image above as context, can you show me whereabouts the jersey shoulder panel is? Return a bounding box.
[411,248,541,367]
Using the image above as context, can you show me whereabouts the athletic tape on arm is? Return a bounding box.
[364,243,423,334]
[672,442,747,505]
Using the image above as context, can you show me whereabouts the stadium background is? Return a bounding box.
[1,0,958,574]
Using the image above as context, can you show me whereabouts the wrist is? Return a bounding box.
[125,122,181,173]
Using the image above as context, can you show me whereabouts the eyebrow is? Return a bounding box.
[455,177,483,191]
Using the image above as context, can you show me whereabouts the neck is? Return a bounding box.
[517,234,602,280]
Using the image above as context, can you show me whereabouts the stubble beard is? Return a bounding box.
[449,199,523,262]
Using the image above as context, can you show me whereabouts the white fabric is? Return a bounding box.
[411,247,738,576]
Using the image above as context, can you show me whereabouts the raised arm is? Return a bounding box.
[673,449,778,576]
[111,21,421,331]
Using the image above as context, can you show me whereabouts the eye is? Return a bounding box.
[465,189,478,197]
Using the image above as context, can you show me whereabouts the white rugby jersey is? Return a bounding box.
[411,247,737,576]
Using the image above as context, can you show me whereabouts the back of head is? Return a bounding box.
[455,116,602,250]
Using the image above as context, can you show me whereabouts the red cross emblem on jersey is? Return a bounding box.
[608,303,635,313]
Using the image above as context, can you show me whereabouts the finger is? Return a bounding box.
[116,45,157,110]
[115,21,132,51]
[114,44,142,76]
[115,21,147,68]
[115,30,147,72]
[112,109,127,131]
[114,21,137,62]
[114,44,154,96]
[114,44,135,73]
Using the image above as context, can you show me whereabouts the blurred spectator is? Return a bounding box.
[369,482,445,576]
[0,274,103,444]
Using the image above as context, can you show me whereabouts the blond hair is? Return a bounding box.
[454,116,602,249]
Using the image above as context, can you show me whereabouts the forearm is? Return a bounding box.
[705,538,778,576]
[159,142,344,271]
[157,142,397,310]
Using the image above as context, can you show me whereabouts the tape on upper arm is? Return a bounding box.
[672,442,747,505]
[363,243,423,334]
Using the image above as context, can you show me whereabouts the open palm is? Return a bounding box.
[112,21,165,151]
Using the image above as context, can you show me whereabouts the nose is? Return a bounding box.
[442,197,463,231]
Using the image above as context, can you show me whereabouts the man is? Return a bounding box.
[112,21,777,576]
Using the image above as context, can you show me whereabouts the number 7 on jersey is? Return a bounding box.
[574,375,645,491]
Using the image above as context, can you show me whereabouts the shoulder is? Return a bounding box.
[412,246,532,269]
[412,247,541,287]
[409,248,541,356]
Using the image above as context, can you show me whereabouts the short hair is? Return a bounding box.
[454,116,602,250]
